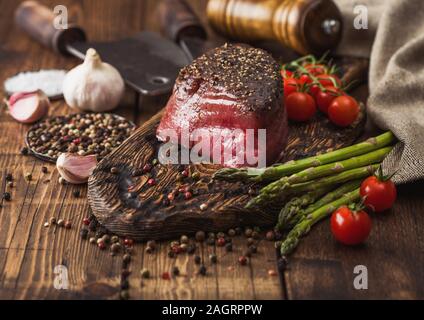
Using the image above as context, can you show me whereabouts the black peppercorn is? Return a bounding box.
[194,255,201,265]
[225,243,233,252]
[198,265,207,276]
[5,173,13,181]
[80,228,88,239]
[172,266,180,276]
[20,147,29,155]
[140,268,150,279]
[187,244,196,254]
[209,254,217,264]
[3,192,11,201]
[168,250,176,258]
[195,231,206,242]
[249,245,258,254]
[73,190,80,198]
[41,166,48,174]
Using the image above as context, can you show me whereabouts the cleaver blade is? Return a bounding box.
[67,32,190,96]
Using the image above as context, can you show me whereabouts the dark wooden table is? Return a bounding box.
[0,0,423,300]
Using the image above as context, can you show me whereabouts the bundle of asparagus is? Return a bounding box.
[213,132,396,256]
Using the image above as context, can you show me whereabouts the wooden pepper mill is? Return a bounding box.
[207,0,343,55]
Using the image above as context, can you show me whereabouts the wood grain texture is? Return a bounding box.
[0,0,282,300]
[0,0,422,301]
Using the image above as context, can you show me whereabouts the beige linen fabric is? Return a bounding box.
[334,0,424,183]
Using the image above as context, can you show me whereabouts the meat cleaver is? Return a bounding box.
[14,1,205,96]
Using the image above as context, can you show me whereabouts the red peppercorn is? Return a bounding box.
[216,237,226,247]
[64,221,72,229]
[82,218,90,226]
[184,192,192,200]
[181,169,189,177]
[238,256,248,265]
[124,238,134,247]
[98,241,106,250]
[73,138,81,145]
[162,272,171,280]
[148,178,156,186]
[167,193,175,201]
[143,164,152,173]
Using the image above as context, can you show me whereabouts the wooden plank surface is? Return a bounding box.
[0,0,422,300]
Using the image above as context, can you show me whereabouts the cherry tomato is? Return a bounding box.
[285,92,316,122]
[298,74,313,87]
[316,86,341,114]
[284,77,298,98]
[303,63,327,76]
[309,84,321,97]
[281,69,293,78]
[328,95,360,127]
[360,176,397,212]
[331,206,372,245]
[317,74,342,87]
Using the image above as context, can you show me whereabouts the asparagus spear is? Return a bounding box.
[278,179,362,231]
[213,131,395,182]
[259,147,390,198]
[280,188,361,256]
[246,164,379,209]
[276,187,333,231]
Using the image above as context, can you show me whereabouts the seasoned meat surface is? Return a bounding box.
[157,44,288,167]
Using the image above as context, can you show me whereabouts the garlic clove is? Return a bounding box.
[7,90,50,124]
[56,153,98,184]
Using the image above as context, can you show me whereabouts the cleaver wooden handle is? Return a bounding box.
[157,0,207,43]
[15,1,86,55]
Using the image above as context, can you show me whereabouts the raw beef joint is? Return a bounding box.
[156,43,288,167]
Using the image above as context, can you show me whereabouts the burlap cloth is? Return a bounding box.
[334,0,424,184]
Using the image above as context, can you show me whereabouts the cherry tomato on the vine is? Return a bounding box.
[285,92,316,122]
[331,206,372,246]
[328,95,360,127]
[298,74,313,87]
[316,86,341,114]
[317,73,342,87]
[360,175,397,212]
[303,63,327,76]
[284,77,298,98]
[281,69,293,78]
[309,84,321,97]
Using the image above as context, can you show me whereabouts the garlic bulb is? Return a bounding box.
[56,153,98,184]
[63,48,125,112]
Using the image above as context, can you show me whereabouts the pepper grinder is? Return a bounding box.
[207,0,343,55]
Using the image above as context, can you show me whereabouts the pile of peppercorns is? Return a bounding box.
[25,113,135,161]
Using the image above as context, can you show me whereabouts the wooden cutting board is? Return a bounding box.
[87,59,368,241]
